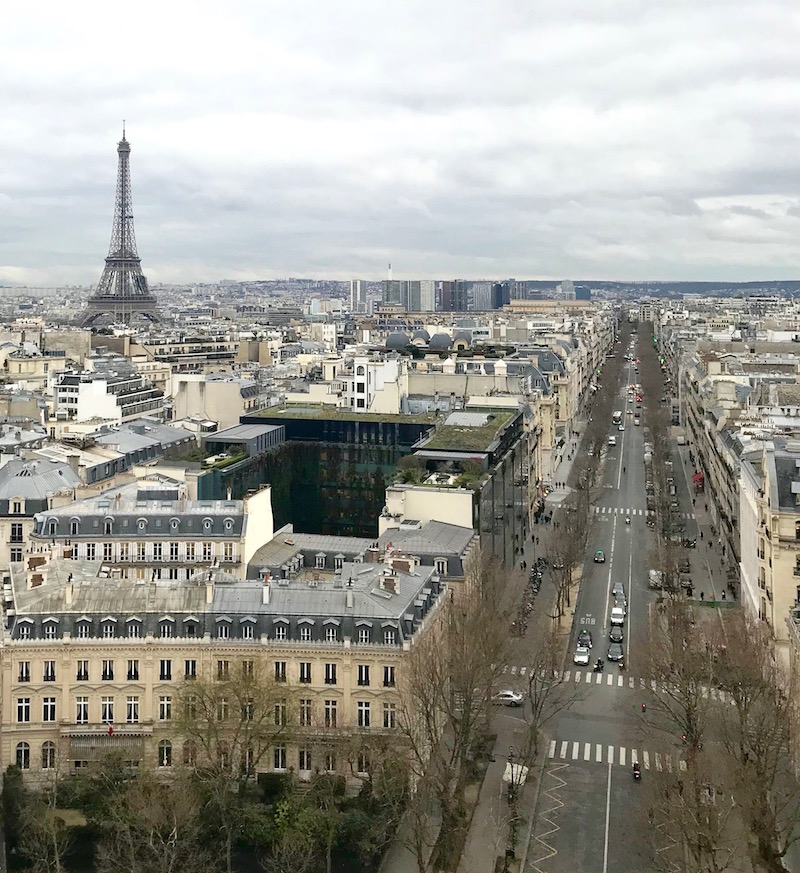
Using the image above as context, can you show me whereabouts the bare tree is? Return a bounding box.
[176,660,293,873]
[19,773,75,873]
[397,549,523,872]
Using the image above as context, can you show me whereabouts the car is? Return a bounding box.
[594,549,605,563]
[683,538,696,549]
[615,597,627,615]
[574,645,591,666]
[607,643,624,662]
[618,425,625,432]
[578,629,593,649]
[552,558,565,570]
[492,690,523,707]
[609,625,624,644]
[612,582,625,599]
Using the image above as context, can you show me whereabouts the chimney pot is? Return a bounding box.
[262,580,270,605]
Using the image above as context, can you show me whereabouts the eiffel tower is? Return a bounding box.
[79,126,161,326]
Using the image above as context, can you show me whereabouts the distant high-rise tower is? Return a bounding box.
[79,127,161,327]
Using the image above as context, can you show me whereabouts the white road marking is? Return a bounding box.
[548,740,556,758]
[564,670,570,682]
[596,673,602,685]
[584,742,591,761]
[586,672,593,683]
[519,666,526,676]
[572,741,579,760]
[596,743,602,763]
[643,751,650,769]
[608,745,614,764]
[620,747,626,766]
[560,741,568,759]
[679,760,687,772]
[655,753,662,772]
[511,666,517,675]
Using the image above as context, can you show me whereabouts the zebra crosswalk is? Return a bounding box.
[547,738,687,772]
[594,506,695,520]
[497,665,732,703]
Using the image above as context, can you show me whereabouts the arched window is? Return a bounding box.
[48,519,56,536]
[182,740,197,767]
[158,740,172,768]
[41,741,56,770]
[356,365,365,376]
[16,742,30,770]
[70,520,79,536]
[104,518,113,536]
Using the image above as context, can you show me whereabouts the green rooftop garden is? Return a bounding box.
[423,410,513,452]
[253,405,439,424]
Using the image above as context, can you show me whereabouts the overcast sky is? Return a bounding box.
[3,0,800,286]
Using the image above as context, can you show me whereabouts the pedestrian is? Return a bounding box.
[722,590,726,600]
[536,537,539,545]
[705,502,708,512]
[700,531,703,540]
[700,591,704,601]
[692,498,696,507]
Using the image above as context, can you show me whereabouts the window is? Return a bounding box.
[101,696,114,724]
[160,660,172,681]
[153,542,162,561]
[357,665,370,687]
[299,662,311,684]
[18,661,30,683]
[158,740,172,768]
[159,696,172,721]
[43,660,56,682]
[300,699,312,726]
[357,752,370,775]
[125,659,139,681]
[44,622,57,640]
[185,695,197,721]
[128,621,141,639]
[42,697,56,722]
[160,621,173,639]
[203,542,212,561]
[10,547,22,563]
[217,623,230,640]
[217,660,229,680]
[383,702,397,729]
[300,625,312,642]
[242,660,254,678]
[324,700,338,728]
[242,745,254,776]
[325,626,338,643]
[102,622,115,639]
[299,748,311,771]
[127,696,139,724]
[243,697,254,720]
[86,543,96,561]
[185,620,197,638]
[241,623,254,640]
[383,665,396,687]
[170,542,179,561]
[273,746,287,770]
[104,519,113,535]
[17,624,30,640]
[41,742,56,771]
[102,660,114,681]
[384,628,397,645]
[324,663,337,685]
[357,701,371,728]
[119,543,129,561]
[357,627,370,644]
[77,622,91,639]
[16,742,30,770]
[10,522,23,543]
[11,501,21,515]
[184,659,197,679]
[186,542,195,562]
[274,700,287,726]
[275,661,287,683]
[325,752,337,772]
[183,741,197,767]
[17,697,30,723]
[217,697,229,721]
[76,696,88,724]
[274,624,287,641]
[334,555,343,571]
[103,542,112,561]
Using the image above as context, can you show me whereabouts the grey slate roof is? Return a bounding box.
[0,459,82,500]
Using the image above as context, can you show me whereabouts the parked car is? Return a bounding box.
[683,538,697,549]
[492,690,523,707]
[609,625,624,644]
[612,582,625,600]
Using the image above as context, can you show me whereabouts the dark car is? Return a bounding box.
[683,538,696,549]
[607,643,624,662]
[609,626,623,644]
[679,557,691,574]
[578,629,593,649]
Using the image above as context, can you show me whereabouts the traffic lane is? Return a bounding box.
[526,762,611,873]
[607,764,655,872]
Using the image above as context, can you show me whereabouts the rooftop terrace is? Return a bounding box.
[253,404,439,424]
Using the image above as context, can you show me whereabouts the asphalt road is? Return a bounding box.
[522,348,681,873]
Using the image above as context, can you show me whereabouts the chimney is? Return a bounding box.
[65,581,73,605]
[383,576,397,595]
[346,589,354,609]
[262,579,270,605]
[67,453,81,476]
[206,580,214,604]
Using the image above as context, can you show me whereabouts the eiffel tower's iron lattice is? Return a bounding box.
[79,127,161,326]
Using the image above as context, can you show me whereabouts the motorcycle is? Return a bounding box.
[633,763,641,781]
[593,659,605,673]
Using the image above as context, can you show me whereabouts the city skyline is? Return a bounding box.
[3,1,800,287]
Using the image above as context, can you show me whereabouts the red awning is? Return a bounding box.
[692,472,704,484]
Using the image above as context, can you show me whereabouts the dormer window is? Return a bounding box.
[223,517,234,532]
[47,519,56,536]
[127,619,142,639]
[202,517,213,532]
[43,621,58,640]
[435,558,447,575]
[70,520,79,537]
[11,500,22,515]
[102,621,116,639]
[216,617,231,640]
[137,518,147,531]
[160,618,175,639]
[104,518,113,535]
[76,620,91,639]
[334,554,344,571]
[315,553,326,569]
[170,518,180,531]
[184,617,199,638]
[17,622,31,640]
[383,627,397,646]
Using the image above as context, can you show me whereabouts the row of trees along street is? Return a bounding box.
[545,321,632,621]
[638,322,800,873]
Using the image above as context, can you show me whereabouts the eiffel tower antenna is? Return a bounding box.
[79,127,161,327]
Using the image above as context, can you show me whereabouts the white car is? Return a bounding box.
[618,425,625,431]
[492,690,524,707]
[573,645,591,666]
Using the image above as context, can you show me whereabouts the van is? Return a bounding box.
[634,416,640,426]
[608,435,617,446]
[610,607,625,626]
